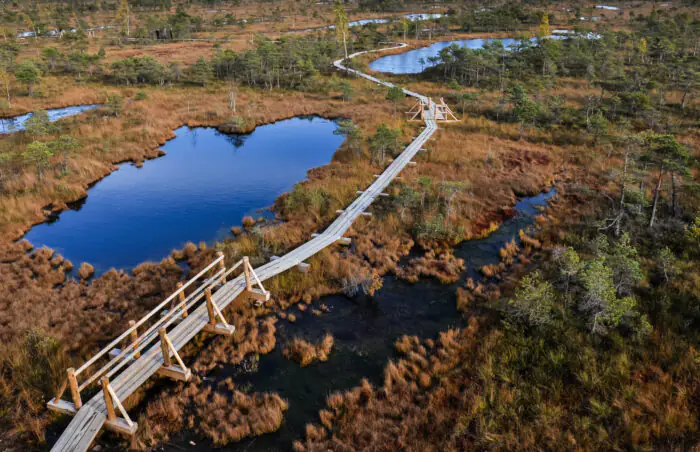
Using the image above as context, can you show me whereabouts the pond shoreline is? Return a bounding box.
[9,112,350,246]
[19,116,347,274]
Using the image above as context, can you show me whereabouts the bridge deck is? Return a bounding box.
[51,44,438,451]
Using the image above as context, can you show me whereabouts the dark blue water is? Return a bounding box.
[163,188,557,451]
[0,104,100,134]
[369,37,564,74]
[22,116,345,273]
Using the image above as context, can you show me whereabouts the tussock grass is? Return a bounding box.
[283,334,334,367]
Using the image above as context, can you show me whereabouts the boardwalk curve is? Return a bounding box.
[51,42,439,451]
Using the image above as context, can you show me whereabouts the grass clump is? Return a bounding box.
[283,334,334,367]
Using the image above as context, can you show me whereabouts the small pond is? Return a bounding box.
[163,189,556,451]
[0,104,100,134]
[22,116,345,274]
[369,37,521,74]
[369,35,573,74]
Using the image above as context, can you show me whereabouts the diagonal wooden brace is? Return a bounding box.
[102,376,138,437]
[156,328,191,382]
[243,257,270,304]
[47,370,79,415]
[203,287,235,336]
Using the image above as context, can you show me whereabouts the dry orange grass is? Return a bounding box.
[283,334,334,367]
[139,376,288,448]
[295,319,481,451]
[396,249,465,283]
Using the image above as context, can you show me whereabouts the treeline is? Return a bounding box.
[0,35,347,101]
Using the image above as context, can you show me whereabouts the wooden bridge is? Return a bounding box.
[49,43,449,451]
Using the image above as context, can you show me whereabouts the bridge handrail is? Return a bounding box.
[73,255,224,380]
[80,267,225,391]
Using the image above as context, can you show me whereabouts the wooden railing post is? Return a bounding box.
[159,328,171,368]
[101,377,116,422]
[128,320,140,359]
[243,256,252,291]
[67,368,82,409]
[217,251,226,284]
[176,282,187,318]
[203,286,234,336]
[205,288,216,327]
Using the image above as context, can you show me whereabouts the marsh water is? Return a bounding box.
[0,104,100,134]
[369,37,521,74]
[22,116,344,274]
[369,36,573,74]
[164,189,556,451]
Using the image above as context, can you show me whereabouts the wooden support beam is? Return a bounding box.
[203,288,234,336]
[157,328,192,381]
[243,257,270,304]
[204,288,216,329]
[104,416,138,437]
[297,262,310,273]
[159,328,171,368]
[176,282,187,319]
[248,288,270,302]
[129,320,140,359]
[102,377,138,437]
[102,377,116,423]
[47,378,76,415]
[67,368,81,409]
[243,256,252,291]
[216,251,226,285]
[47,398,77,416]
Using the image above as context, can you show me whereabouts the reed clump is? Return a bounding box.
[397,250,465,283]
[140,377,288,448]
[242,216,256,229]
[77,262,94,280]
[294,319,480,451]
[283,334,334,367]
[193,383,288,445]
[193,314,277,374]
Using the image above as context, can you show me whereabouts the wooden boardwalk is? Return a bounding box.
[50,44,439,451]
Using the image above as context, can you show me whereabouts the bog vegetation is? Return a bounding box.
[0,0,697,451]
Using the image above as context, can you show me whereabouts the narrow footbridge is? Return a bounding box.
[49,43,449,451]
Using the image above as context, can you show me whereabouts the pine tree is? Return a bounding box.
[333,3,349,59]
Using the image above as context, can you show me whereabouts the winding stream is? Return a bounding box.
[0,104,100,134]
[165,189,556,451]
